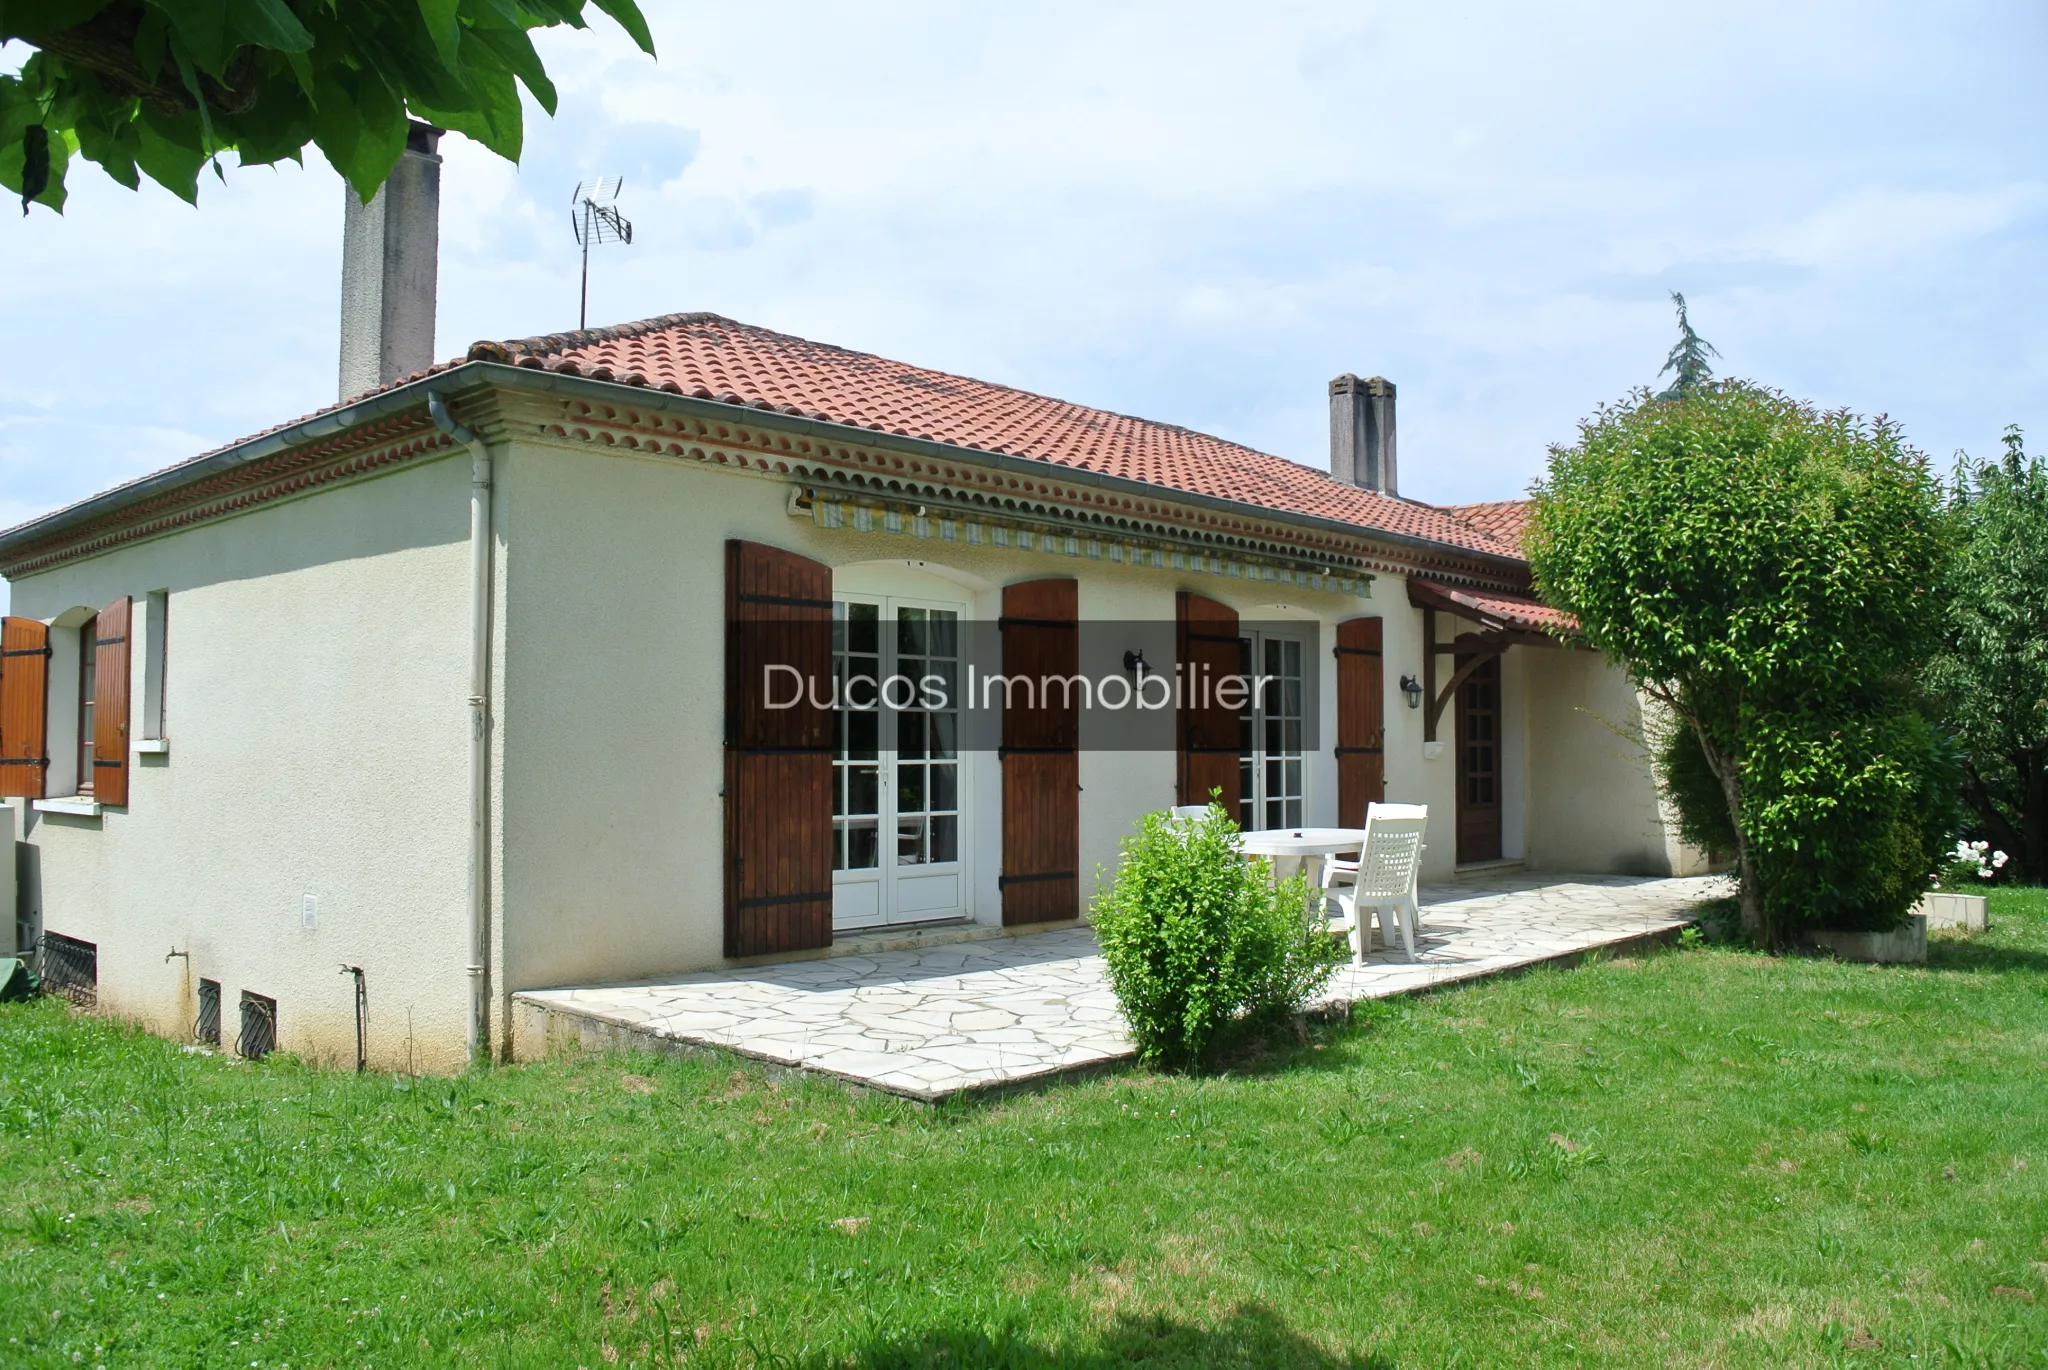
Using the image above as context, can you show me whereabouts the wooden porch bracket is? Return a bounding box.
[1410,581,1563,744]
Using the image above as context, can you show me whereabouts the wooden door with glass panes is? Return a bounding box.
[830,596,967,930]
[1455,654,1502,864]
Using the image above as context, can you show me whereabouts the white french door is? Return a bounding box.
[1237,631,1307,830]
[831,594,968,930]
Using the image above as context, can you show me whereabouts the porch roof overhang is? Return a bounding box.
[1406,577,1573,743]
[1405,576,1575,640]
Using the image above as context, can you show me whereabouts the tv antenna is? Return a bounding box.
[571,177,633,330]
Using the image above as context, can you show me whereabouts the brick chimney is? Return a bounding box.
[1328,374,1397,496]
[338,121,442,400]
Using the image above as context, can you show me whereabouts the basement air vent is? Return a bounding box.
[40,932,97,1006]
[196,979,221,1046]
[237,991,277,1060]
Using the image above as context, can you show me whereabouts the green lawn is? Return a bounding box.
[5,891,2047,1369]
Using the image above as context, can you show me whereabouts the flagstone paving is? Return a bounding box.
[514,871,1725,1101]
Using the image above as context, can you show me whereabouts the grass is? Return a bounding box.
[2,890,2046,1368]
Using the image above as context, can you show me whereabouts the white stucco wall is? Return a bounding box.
[491,438,1384,998]
[9,456,474,1070]
[1523,646,1691,876]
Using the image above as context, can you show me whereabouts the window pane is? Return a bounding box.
[846,821,879,870]
[897,815,928,865]
[897,607,927,655]
[931,763,957,811]
[899,711,927,759]
[932,815,958,863]
[899,763,927,813]
[848,765,879,817]
[848,601,879,655]
[848,710,878,761]
[930,713,958,759]
[930,611,958,658]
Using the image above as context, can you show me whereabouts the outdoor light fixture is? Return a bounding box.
[1399,674,1424,709]
[1123,648,1151,677]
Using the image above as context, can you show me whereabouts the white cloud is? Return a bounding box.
[3,0,2044,622]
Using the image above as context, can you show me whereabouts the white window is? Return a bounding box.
[830,594,965,930]
[1238,632,1306,830]
[141,589,169,741]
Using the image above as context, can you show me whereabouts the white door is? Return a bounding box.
[1237,631,1308,830]
[831,595,968,930]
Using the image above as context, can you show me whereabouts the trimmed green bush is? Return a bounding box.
[1092,804,1341,1066]
[1744,707,1961,932]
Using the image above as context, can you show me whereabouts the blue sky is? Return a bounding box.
[4,0,2044,601]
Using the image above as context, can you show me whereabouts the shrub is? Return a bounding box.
[1744,707,1961,931]
[1528,379,1951,947]
[1091,804,1341,1066]
[1654,716,1738,857]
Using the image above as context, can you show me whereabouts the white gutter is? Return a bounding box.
[428,390,493,1065]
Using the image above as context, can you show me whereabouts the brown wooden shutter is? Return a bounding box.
[91,596,133,807]
[724,541,835,958]
[1000,578,1080,926]
[1334,615,1386,828]
[0,617,50,799]
[1176,592,1242,815]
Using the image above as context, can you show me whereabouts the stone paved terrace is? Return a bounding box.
[514,871,1726,1102]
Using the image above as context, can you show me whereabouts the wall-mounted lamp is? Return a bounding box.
[1399,674,1424,710]
[1123,648,1151,677]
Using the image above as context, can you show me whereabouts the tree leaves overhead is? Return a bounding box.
[0,0,656,212]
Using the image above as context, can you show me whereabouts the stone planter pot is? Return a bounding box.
[1918,891,1989,931]
[1807,913,1927,964]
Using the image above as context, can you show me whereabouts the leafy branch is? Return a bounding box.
[0,0,655,214]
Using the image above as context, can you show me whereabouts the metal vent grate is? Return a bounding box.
[40,932,97,1006]
[237,991,276,1060]
[196,979,221,1046]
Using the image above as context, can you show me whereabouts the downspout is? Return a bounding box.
[429,390,493,1065]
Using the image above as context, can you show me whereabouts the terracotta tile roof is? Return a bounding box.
[2,312,1536,571]
[1410,576,1576,635]
[474,313,1522,560]
[1445,500,1533,553]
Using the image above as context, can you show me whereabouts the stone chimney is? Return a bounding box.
[338,121,442,400]
[1328,374,1397,496]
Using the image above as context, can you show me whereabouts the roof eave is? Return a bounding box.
[0,368,498,566]
[482,365,1530,575]
[0,361,1531,579]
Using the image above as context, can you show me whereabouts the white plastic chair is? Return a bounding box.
[1321,803,1429,963]
[1167,805,1211,825]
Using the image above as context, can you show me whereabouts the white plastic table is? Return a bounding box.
[1238,827,1368,860]
[1239,827,1368,915]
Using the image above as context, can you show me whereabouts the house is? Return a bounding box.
[0,311,1706,1070]
[0,148,1702,1069]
